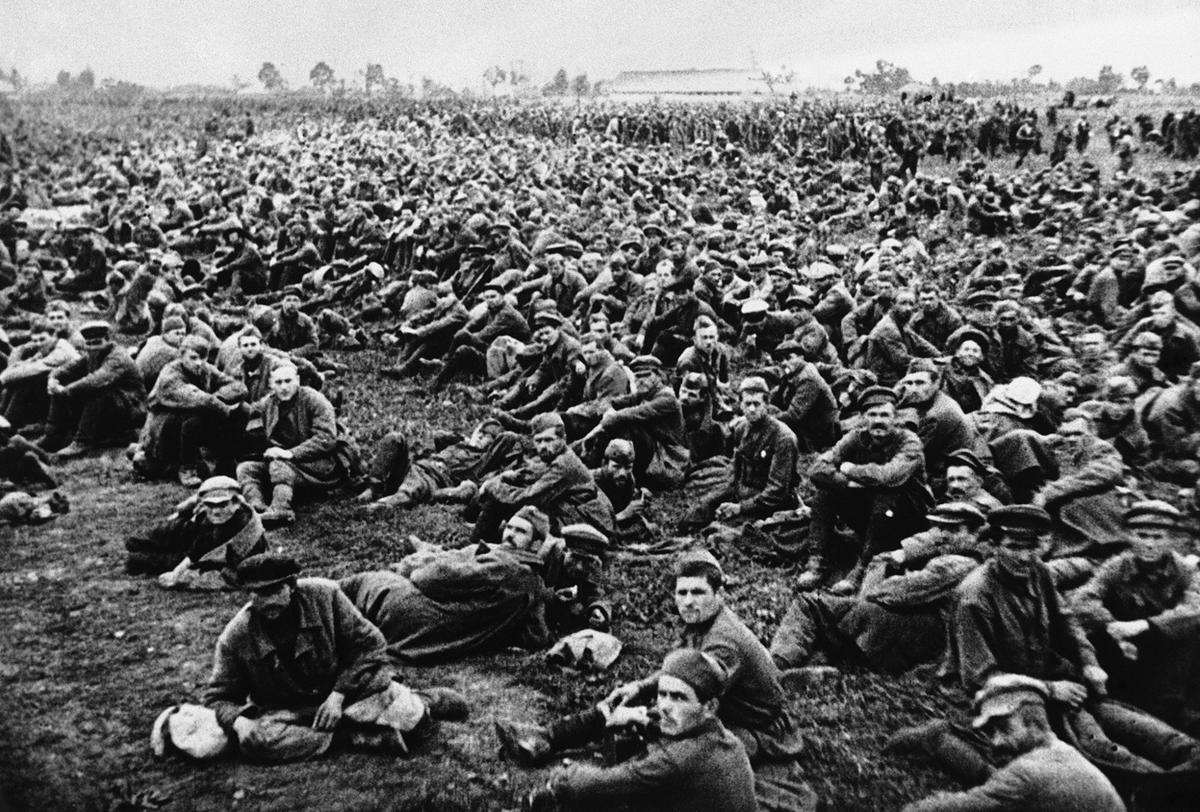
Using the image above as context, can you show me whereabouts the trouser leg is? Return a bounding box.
[368,432,412,497]
[267,460,298,512]
[770,594,859,669]
[236,460,269,510]
[1089,700,1200,770]
[237,711,334,763]
[546,707,606,752]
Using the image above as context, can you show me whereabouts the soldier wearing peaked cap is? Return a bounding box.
[799,382,933,595]
[900,673,1123,812]
[40,319,147,458]
[1067,499,1200,733]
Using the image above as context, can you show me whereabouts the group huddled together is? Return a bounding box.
[4,89,1200,810]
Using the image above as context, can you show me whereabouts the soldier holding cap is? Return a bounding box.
[901,674,1123,812]
[522,648,757,812]
[801,384,933,595]
[39,319,147,458]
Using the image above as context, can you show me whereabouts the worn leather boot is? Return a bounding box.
[495,720,554,766]
[261,483,295,525]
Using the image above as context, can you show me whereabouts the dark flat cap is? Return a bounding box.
[987,505,1051,538]
[945,449,987,475]
[532,310,565,328]
[927,501,987,528]
[237,553,301,590]
[857,385,898,410]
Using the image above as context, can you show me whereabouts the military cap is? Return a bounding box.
[945,449,987,475]
[964,290,1000,308]
[179,283,206,299]
[510,505,550,541]
[806,261,841,280]
[738,375,771,395]
[629,355,664,374]
[237,553,301,590]
[927,501,986,528]
[857,385,898,410]
[618,234,644,250]
[825,244,850,260]
[462,243,488,257]
[661,648,723,703]
[1124,500,1184,530]
[1103,377,1138,400]
[480,280,506,295]
[411,270,439,286]
[280,285,304,299]
[197,475,242,504]
[545,240,584,259]
[162,315,186,334]
[529,412,565,434]
[905,358,939,377]
[786,286,816,309]
[741,298,769,317]
[531,309,565,328]
[364,262,385,280]
[748,252,774,269]
[1131,332,1163,349]
[987,504,1051,539]
[678,371,709,396]
[673,548,724,582]
[972,674,1049,729]
[603,438,636,465]
[79,320,113,343]
[561,523,609,556]
[489,219,514,232]
[773,339,805,358]
[642,224,667,238]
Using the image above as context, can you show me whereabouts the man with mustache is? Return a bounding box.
[799,385,933,595]
[901,675,1123,812]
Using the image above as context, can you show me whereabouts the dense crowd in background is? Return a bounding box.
[3,90,1200,810]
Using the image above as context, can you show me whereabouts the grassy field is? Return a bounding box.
[1,92,1197,811]
[0,348,970,812]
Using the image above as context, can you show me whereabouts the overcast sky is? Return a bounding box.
[5,0,1197,90]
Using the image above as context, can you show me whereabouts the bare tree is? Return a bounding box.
[760,65,795,95]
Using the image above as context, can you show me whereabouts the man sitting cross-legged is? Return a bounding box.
[178,554,468,763]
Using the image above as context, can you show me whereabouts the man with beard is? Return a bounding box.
[470,412,612,542]
[577,355,687,491]
[237,363,356,526]
[799,386,933,595]
[942,329,994,415]
[431,282,530,389]
[135,336,248,486]
[1108,332,1169,395]
[771,339,839,452]
[497,550,802,766]
[520,648,757,812]
[862,288,940,387]
[38,320,146,458]
[591,438,653,546]
[197,553,467,763]
[1070,501,1200,736]
[124,475,268,590]
[683,376,800,530]
[900,675,1123,812]
[897,359,981,485]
